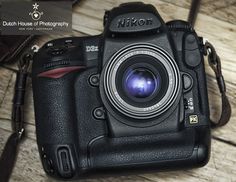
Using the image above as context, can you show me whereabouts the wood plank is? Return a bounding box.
[0,128,235,182]
[160,0,236,25]
[0,68,13,107]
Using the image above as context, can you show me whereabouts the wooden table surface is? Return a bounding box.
[0,0,235,181]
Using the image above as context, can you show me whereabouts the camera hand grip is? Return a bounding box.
[33,73,78,144]
[32,71,80,178]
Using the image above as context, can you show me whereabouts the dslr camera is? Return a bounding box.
[32,2,211,179]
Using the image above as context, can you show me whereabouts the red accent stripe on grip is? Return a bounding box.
[38,66,85,79]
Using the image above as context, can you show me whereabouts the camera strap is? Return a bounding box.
[204,41,232,128]
[0,53,32,182]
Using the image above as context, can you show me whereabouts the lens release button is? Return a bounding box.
[183,74,193,91]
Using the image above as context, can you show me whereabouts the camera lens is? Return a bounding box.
[101,44,181,119]
[116,56,168,107]
[124,68,159,99]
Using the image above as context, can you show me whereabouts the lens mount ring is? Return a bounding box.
[103,43,181,119]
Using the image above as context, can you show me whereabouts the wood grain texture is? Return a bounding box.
[160,0,236,25]
[0,0,235,181]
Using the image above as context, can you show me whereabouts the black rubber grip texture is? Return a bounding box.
[32,72,78,144]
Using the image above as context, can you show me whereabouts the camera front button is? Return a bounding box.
[89,74,100,86]
[185,49,201,67]
[93,107,106,120]
[182,74,193,91]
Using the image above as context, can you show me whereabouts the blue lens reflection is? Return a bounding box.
[124,68,159,98]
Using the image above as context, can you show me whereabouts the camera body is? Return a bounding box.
[32,2,211,179]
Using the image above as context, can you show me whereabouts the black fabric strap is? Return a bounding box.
[204,41,232,128]
[0,133,21,181]
[0,54,31,182]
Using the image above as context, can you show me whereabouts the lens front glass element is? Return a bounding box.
[124,68,159,99]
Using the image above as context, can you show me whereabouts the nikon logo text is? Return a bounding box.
[117,17,153,28]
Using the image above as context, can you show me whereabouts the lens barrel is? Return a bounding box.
[102,44,181,119]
